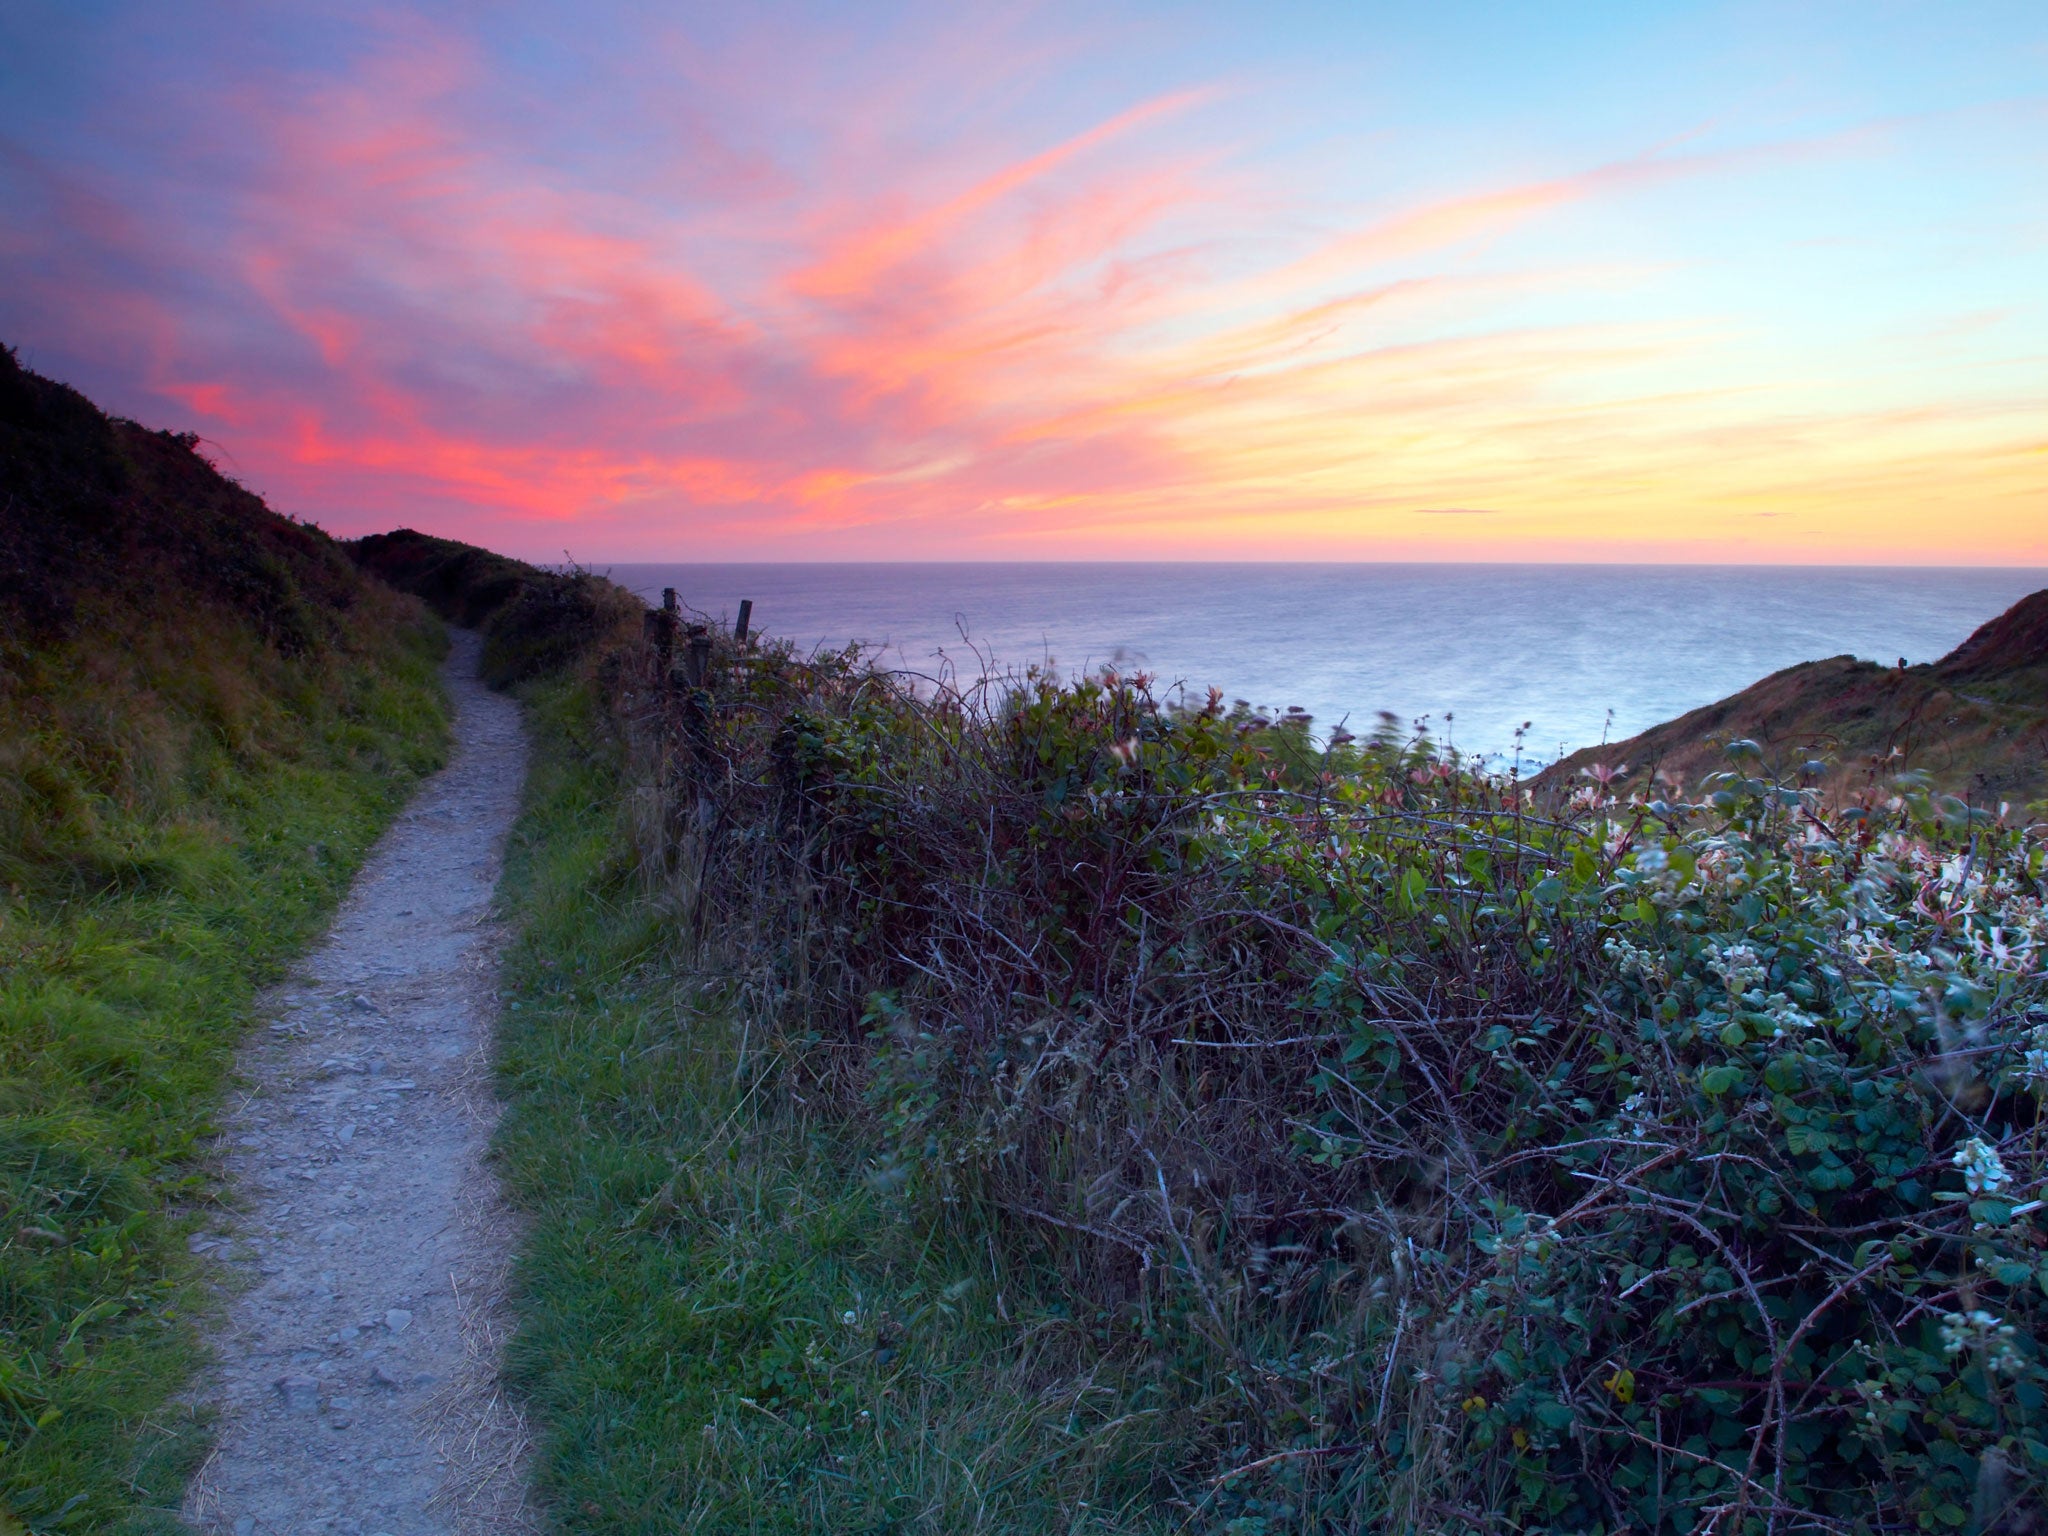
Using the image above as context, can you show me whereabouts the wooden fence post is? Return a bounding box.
[734,599,752,645]
[683,624,711,689]
[650,588,679,673]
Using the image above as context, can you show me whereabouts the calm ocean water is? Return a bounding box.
[603,564,2047,765]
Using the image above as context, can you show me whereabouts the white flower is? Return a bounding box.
[1950,1138,2010,1197]
[1619,1090,1655,1140]
[841,1309,859,1326]
[1709,943,1767,995]
[2019,1025,2048,1089]
[1603,936,1666,984]
[1764,994,1814,1037]
[1939,854,1984,898]
[1940,1309,1999,1356]
[1991,1328,2026,1375]
[1939,1310,2024,1374]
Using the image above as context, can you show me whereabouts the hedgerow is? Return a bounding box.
[613,609,2048,1533]
[626,618,2048,1536]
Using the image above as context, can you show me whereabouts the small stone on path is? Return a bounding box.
[275,1375,321,1412]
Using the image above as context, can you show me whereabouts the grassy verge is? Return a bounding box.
[495,673,1194,1534]
[0,622,447,1530]
[0,347,453,1530]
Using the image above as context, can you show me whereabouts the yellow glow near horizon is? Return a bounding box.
[4,4,2043,562]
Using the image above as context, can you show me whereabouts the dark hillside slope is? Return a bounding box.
[1543,586,2048,802]
[1,352,359,655]
[0,346,447,1529]
[0,346,446,887]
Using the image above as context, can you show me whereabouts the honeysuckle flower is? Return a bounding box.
[1968,924,2038,974]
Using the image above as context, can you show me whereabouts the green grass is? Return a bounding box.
[0,614,448,1532]
[494,674,1194,1535]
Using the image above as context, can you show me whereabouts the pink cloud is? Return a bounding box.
[3,8,2041,564]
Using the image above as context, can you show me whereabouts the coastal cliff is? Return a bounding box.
[1543,587,2048,803]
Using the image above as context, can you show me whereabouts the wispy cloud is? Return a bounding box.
[1,3,2042,563]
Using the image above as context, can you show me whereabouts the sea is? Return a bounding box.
[601,564,2047,768]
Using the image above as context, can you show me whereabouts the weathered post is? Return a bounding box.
[651,587,679,673]
[734,599,753,645]
[683,624,712,689]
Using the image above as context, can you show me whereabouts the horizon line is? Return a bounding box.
[557,556,2048,572]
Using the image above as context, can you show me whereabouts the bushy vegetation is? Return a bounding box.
[494,668,1196,1532]
[0,347,447,1530]
[349,528,642,688]
[608,620,2048,1533]
[374,535,2048,1530]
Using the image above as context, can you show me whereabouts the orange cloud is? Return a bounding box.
[6,10,2041,565]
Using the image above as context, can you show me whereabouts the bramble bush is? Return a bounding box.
[620,618,2047,1534]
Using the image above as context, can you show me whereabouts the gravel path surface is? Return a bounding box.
[184,630,537,1536]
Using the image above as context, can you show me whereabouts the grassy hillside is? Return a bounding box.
[378,535,2048,1533]
[1544,589,2048,806]
[0,347,447,1531]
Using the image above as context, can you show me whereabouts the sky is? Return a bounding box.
[2,1,2044,563]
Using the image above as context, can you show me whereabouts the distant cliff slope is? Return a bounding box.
[1542,587,2048,803]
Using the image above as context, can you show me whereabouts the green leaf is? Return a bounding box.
[1700,1065,1742,1097]
[1533,1400,1575,1430]
[1762,1055,1803,1093]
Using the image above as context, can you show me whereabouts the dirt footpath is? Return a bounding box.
[184,629,536,1536]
